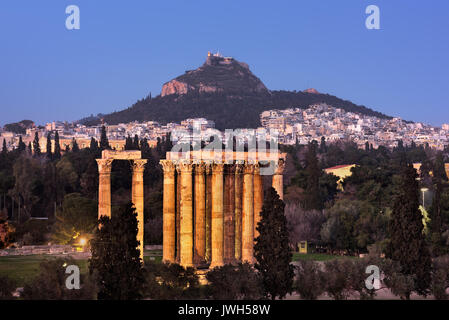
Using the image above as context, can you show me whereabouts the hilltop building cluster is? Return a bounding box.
[260,103,449,150]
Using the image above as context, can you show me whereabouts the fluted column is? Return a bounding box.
[175,165,181,263]
[272,159,285,200]
[132,159,147,261]
[253,163,264,240]
[194,162,206,265]
[224,164,235,264]
[96,159,113,219]
[210,162,224,268]
[161,160,176,263]
[205,163,212,263]
[179,161,194,268]
[234,164,243,261]
[242,162,255,264]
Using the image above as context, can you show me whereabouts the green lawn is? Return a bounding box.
[292,252,358,262]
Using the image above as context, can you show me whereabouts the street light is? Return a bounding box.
[421,187,429,208]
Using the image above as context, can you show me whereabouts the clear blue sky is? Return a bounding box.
[1,0,448,126]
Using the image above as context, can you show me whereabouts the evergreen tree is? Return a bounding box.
[89,203,144,300]
[54,131,61,160]
[133,134,140,150]
[90,137,99,152]
[32,132,41,156]
[365,141,370,152]
[429,180,444,255]
[305,141,322,210]
[71,138,79,152]
[319,136,327,153]
[433,152,448,182]
[254,187,294,300]
[99,125,110,150]
[18,136,26,152]
[1,139,6,154]
[387,164,431,298]
[27,142,32,155]
[125,135,133,150]
[46,132,53,160]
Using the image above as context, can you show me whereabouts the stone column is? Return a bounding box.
[210,162,224,268]
[253,163,264,240]
[96,159,113,219]
[224,164,235,264]
[242,162,255,264]
[272,159,285,200]
[161,160,176,263]
[194,162,206,265]
[205,163,212,263]
[234,164,243,261]
[131,159,147,261]
[175,165,181,263]
[179,161,194,268]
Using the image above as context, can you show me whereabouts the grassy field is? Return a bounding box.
[0,251,350,287]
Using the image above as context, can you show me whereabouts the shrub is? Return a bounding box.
[295,260,326,300]
[0,275,17,300]
[322,259,353,300]
[431,255,449,300]
[206,263,263,300]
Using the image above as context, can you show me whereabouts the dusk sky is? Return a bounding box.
[1,0,448,126]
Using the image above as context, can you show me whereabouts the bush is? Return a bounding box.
[206,263,263,300]
[22,258,96,300]
[431,256,449,300]
[144,262,201,299]
[381,259,415,300]
[295,260,326,300]
[322,259,353,300]
[0,276,17,300]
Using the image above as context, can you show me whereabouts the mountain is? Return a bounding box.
[3,120,35,134]
[82,53,390,130]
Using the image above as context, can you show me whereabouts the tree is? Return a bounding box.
[99,125,110,150]
[1,139,6,155]
[433,152,448,182]
[46,132,52,160]
[32,132,41,156]
[206,263,263,300]
[71,138,79,152]
[89,202,144,300]
[54,131,61,160]
[305,141,322,210]
[387,163,432,298]
[295,260,326,300]
[133,134,140,150]
[124,135,133,150]
[254,187,294,300]
[18,136,26,152]
[89,137,99,152]
[0,275,17,300]
[22,258,95,300]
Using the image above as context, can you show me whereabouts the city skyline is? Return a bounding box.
[1,0,449,126]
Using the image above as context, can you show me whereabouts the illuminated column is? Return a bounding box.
[194,162,206,265]
[179,161,194,268]
[234,164,243,261]
[205,163,212,263]
[175,165,181,263]
[161,160,176,263]
[242,162,255,264]
[96,159,113,219]
[210,162,224,268]
[132,159,147,261]
[272,159,285,200]
[224,164,235,264]
[253,163,264,240]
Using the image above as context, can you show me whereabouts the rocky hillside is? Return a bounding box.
[82,53,390,130]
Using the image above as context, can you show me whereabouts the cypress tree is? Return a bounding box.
[46,132,53,160]
[18,136,26,152]
[100,125,110,150]
[27,142,32,155]
[90,137,98,152]
[71,138,79,152]
[32,132,41,156]
[1,139,6,154]
[433,152,448,182]
[305,141,322,210]
[54,131,61,160]
[387,163,431,298]
[125,135,133,150]
[133,134,140,150]
[254,187,294,300]
[89,202,144,300]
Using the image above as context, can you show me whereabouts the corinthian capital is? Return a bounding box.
[160,160,176,174]
[96,159,113,173]
[243,161,255,175]
[212,161,225,173]
[178,161,194,173]
[274,159,285,175]
[131,159,147,173]
[194,161,207,175]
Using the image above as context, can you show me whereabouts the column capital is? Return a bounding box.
[235,163,243,175]
[254,162,261,175]
[131,159,147,173]
[194,161,207,175]
[178,161,194,173]
[274,159,285,175]
[243,161,255,175]
[225,164,235,175]
[160,159,176,177]
[96,159,113,173]
[212,161,225,173]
